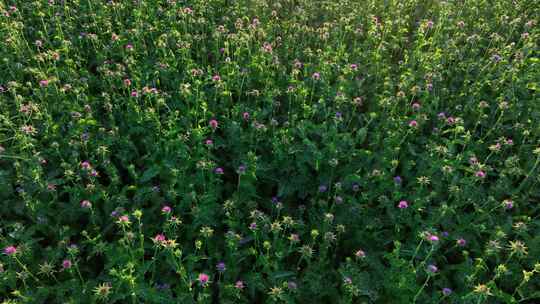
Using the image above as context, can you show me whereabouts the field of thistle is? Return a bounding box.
[0,0,539,303]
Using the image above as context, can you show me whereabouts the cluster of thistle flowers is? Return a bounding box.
[1,0,539,302]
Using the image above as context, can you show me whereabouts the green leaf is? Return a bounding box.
[140,166,160,183]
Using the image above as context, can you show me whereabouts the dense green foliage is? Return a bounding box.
[0,0,539,303]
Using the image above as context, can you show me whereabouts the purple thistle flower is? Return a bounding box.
[216,262,226,273]
[287,281,298,290]
[427,264,438,273]
[503,199,513,210]
[442,288,452,296]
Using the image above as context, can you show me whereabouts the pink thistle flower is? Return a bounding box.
[197,273,210,286]
[4,246,17,255]
[242,112,250,121]
[235,280,245,289]
[214,167,224,174]
[125,44,133,50]
[123,79,131,86]
[312,72,321,80]
[209,119,218,130]
[355,249,366,258]
[408,120,418,127]
[457,238,467,247]
[475,170,486,178]
[62,259,72,269]
[39,79,49,87]
[427,234,439,242]
[212,75,221,82]
[131,90,139,97]
[398,200,409,209]
[80,200,92,208]
[412,102,421,110]
[118,215,130,224]
[161,205,172,214]
[21,125,36,135]
[205,139,213,146]
[350,64,358,70]
[81,161,91,170]
[154,234,166,243]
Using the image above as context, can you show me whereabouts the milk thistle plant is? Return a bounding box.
[0,0,539,303]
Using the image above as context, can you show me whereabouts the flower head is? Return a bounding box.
[4,246,17,255]
[80,200,92,208]
[216,262,226,273]
[235,280,245,289]
[161,205,172,214]
[62,259,72,269]
[197,273,210,286]
[398,200,408,209]
[502,199,513,210]
[427,264,438,273]
[442,287,452,296]
[355,249,366,258]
